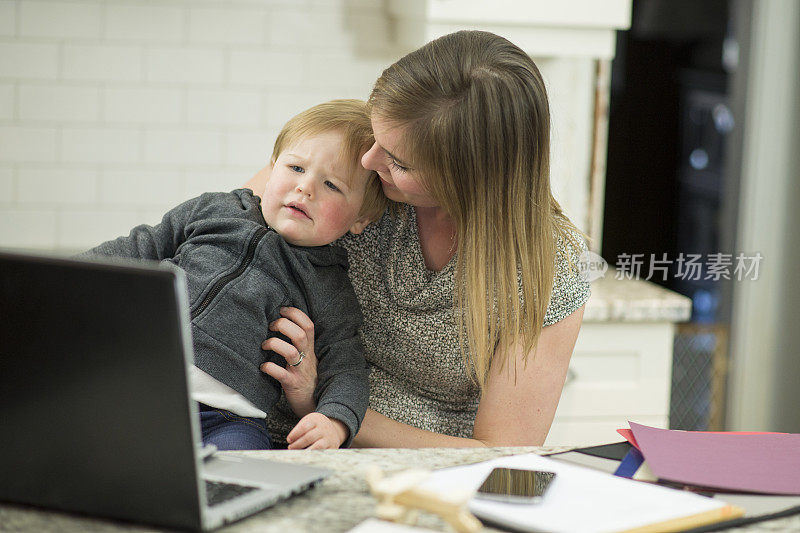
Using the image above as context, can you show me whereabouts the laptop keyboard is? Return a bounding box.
[205,480,259,507]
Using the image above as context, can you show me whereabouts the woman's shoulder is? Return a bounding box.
[555,226,588,265]
[543,226,591,327]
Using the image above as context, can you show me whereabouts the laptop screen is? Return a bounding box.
[0,252,204,529]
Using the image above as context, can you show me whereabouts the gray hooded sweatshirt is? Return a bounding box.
[82,189,369,446]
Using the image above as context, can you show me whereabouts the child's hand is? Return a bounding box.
[286,413,348,450]
[260,307,318,418]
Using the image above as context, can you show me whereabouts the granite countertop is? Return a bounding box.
[2,446,799,533]
[583,269,692,323]
[0,447,550,533]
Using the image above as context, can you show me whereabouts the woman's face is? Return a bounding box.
[361,114,439,208]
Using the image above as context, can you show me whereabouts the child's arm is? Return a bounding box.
[79,195,201,260]
[285,412,349,449]
[310,324,370,449]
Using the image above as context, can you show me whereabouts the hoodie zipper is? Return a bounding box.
[190,227,268,320]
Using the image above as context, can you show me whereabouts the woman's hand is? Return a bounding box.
[260,307,319,418]
[286,413,348,450]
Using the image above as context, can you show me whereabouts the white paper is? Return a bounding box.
[347,518,440,533]
[420,454,730,533]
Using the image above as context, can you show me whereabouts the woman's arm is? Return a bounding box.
[351,304,585,448]
[352,409,485,448]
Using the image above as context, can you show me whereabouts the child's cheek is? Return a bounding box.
[317,200,353,233]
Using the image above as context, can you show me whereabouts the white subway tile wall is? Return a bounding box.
[63,44,144,82]
[105,5,184,43]
[20,1,103,39]
[1,125,58,161]
[188,7,266,45]
[1,42,59,78]
[0,208,58,248]
[0,166,13,202]
[0,1,15,37]
[102,87,183,124]
[17,166,99,205]
[0,83,12,120]
[0,0,590,252]
[61,127,140,164]
[19,84,101,121]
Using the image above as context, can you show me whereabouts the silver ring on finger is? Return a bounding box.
[290,351,305,367]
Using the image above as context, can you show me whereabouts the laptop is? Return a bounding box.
[0,250,331,530]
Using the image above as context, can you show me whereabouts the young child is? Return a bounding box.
[81,100,386,450]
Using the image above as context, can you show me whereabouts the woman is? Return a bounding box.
[244,30,590,448]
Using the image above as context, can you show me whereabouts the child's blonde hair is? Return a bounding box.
[272,99,387,222]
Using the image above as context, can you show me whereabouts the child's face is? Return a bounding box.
[261,130,371,247]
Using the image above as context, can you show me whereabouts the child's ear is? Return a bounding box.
[348,216,371,235]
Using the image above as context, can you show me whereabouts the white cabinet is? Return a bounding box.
[387,0,632,59]
[546,321,675,446]
[545,275,692,446]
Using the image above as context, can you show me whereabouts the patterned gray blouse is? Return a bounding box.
[265,204,591,444]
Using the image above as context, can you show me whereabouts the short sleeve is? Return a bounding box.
[542,230,591,327]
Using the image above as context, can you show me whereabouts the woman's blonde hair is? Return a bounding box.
[272,99,386,222]
[369,31,583,387]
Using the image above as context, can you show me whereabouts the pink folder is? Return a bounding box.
[616,427,783,451]
[628,422,800,495]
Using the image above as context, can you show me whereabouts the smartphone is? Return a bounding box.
[475,467,556,504]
